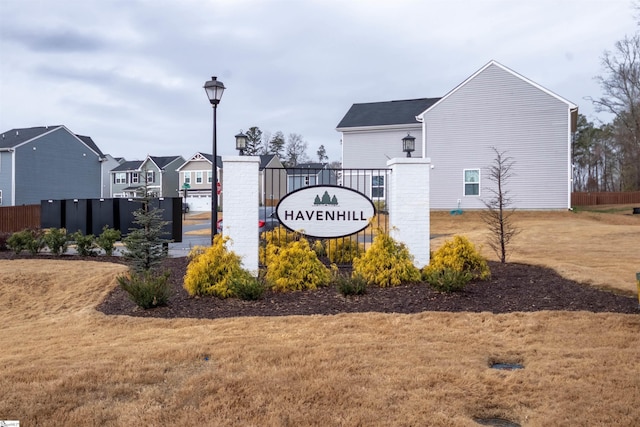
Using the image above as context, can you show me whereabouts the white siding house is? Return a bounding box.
[337,60,578,210]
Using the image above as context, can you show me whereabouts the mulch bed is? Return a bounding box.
[2,252,638,318]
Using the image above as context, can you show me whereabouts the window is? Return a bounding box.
[372,175,385,198]
[184,172,191,184]
[131,173,139,184]
[147,171,155,183]
[114,172,127,184]
[464,169,480,196]
[304,176,310,186]
[207,171,212,184]
[196,171,203,184]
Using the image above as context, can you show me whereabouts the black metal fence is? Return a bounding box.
[261,167,391,265]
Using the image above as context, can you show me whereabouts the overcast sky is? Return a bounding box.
[0,0,637,164]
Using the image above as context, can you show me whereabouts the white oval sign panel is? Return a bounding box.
[276,185,376,238]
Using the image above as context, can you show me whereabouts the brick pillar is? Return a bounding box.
[221,156,260,275]
[387,157,431,268]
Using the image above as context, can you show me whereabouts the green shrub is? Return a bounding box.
[229,271,265,301]
[72,231,98,257]
[311,239,327,257]
[352,233,421,287]
[8,229,46,255]
[7,230,31,254]
[117,270,171,309]
[96,225,122,256]
[423,268,473,292]
[423,235,490,281]
[183,235,252,298]
[44,228,69,256]
[326,237,364,264]
[265,238,331,292]
[336,274,367,296]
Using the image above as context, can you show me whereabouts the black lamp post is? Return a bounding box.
[204,76,225,242]
[235,131,248,155]
[402,133,416,157]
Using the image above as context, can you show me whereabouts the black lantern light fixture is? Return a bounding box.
[204,76,225,242]
[402,133,416,157]
[235,131,248,155]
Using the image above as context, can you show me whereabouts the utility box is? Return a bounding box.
[41,199,65,229]
[118,198,143,237]
[91,198,119,236]
[65,199,90,235]
[152,197,183,242]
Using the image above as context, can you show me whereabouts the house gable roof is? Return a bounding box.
[336,98,440,130]
[417,60,578,119]
[0,125,105,158]
[259,154,283,170]
[175,152,222,171]
[146,155,184,171]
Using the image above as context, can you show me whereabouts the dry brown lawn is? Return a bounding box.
[1,207,639,426]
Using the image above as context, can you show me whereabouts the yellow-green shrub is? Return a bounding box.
[183,234,249,298]
[259,226,301,264]
[326,237,363,264]
[352,233,421,287]
[265,238,331,292]
[423,235,490,280]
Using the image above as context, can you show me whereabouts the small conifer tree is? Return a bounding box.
[121,171,171,273]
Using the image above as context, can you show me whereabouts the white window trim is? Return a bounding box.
[196,171,203,184]
[463,168,481,196]
[0,189,3,206]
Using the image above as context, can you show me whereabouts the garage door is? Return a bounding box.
[185,195,211,212]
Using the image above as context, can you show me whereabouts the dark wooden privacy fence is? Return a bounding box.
[572,191,640,206]
[0,205,40,233]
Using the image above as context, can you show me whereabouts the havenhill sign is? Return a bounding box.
[276,185,376,238]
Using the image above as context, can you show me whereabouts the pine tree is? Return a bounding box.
[121,171,172,273]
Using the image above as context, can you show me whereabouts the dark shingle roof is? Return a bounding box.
[148,155,183,170]
[76,134,105,157]
[336,98,440,129]
[201,153,222,168]
[0,126,105,158]
[111,160,144,172]
[259,154,279,169]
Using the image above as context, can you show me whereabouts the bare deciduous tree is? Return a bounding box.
[285,133,309,166]
[591,33,640,190]
[481,147,519,263]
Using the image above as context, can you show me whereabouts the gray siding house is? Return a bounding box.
[175,152,222,212]
[0,125,105,205]
[286,162,336,192]
[337,60,578,210]
[110,155,185,199]
[259,154,286,206]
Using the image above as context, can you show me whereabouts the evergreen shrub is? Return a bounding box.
[44,228,69,256]
[96,225,121,256]
[117,270,171,309]
[352,233,421,287]
[72,231,98,257]
[183,235,251,298]
[265,238,331,292]
[423,268,473,292]
[423,235,490,282]
[326,237,363,264]
[336,274,367,296]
